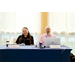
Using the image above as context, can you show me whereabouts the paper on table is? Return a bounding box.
[50,45,61,49]
[8,44,19,48]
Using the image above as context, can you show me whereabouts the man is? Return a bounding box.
[39,26,56,45]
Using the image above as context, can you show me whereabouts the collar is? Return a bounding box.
[45,33,51,36]
[23,34,28,38]
[45,33,51,38]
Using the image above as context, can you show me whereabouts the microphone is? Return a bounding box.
[60,49,66,62]
[35,41,46,48]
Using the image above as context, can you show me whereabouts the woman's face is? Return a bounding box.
[22,28,28,36]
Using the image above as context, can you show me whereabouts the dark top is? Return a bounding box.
[16,34,34,45]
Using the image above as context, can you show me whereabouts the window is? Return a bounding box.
[48,12,75,55]
[0,12,41,45]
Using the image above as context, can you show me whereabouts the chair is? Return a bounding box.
[13,38,17,44]
[70,53,75,62]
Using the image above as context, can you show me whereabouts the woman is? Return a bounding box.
[16,27,34,45]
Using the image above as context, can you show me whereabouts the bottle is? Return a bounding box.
[39,41,42,48]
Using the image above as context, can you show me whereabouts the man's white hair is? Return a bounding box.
[45,26,51,30]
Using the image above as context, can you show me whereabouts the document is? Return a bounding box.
[50,45,61,48]
[8,44,19,48]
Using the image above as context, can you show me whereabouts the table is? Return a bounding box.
[0,45,72,62]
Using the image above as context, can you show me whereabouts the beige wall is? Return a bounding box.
[41,12,48,35]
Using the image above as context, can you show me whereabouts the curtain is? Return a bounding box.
[48,12,75,54]
[0,12,41,46]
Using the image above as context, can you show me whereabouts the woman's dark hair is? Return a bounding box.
[19,27,31,44]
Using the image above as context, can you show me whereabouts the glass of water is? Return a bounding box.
[6,41,10,47]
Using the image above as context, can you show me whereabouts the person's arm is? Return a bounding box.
[30,36,34,45]
[52,34,57,38]
[15,43,17,44]
[39,35,42,42]
[54,35,56,38]
[39,35,43,45]
[15,36,21,44]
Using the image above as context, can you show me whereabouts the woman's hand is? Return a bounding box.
[15,43,17,44]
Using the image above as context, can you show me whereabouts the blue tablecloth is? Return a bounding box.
[0,45,72,62]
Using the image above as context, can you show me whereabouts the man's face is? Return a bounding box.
[46,27,51,34]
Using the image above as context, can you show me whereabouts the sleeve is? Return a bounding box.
[15,36,21,44]
[52,34,57,38]
[31,36,34,45]
[54,35,56,38]
[39,35,43,45]
[39,35,42,42]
